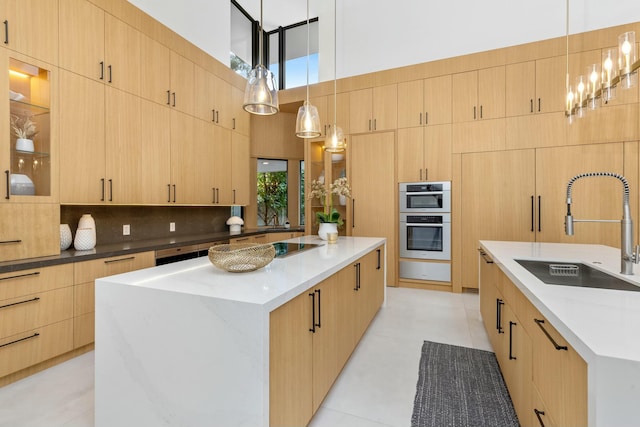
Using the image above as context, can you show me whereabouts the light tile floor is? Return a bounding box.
[0,287,491,427]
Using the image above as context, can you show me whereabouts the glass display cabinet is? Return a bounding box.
[5,56,51,200]
[305,138,349,236]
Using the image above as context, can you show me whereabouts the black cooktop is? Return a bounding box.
[273,242,320,258]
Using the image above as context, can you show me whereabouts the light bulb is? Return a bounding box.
[622,40,632,56]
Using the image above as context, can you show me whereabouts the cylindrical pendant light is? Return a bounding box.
[296,0,321,138]
[324,0,345,153]
[243,0,279,115]
[618,31,637,90]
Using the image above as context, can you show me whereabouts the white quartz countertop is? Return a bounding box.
[479,240,640,365]
[102,235,386,311]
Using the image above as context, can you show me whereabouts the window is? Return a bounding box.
[284,20,318,89]
[230,1,253,78]
[257,159,288,226]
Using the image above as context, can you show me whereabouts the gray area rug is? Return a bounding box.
[411,341,519,427]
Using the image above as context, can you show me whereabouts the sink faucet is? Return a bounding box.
[565,171,640,275]
[271,214,279,227]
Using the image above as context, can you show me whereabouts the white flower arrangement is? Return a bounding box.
[330,177,352,198]
[309,177,352,225]
[10,114,38,140]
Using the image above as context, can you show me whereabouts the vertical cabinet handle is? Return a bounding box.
[534,319,568,350]
[376,249,381,270]
[538,98,541,112]
[167,184,171,203]
[108,179,113,201]
[473,106,477,119]
[172,92,176,107]
[108,64,112,83]
[212,188,216,204]
[167,90,171,105]
[368,119,372,131]
[538,195,542,232]
[212,109,216,122]
[315,289,321,328]
[419,112,422,125]
[496,299,504,334]
[352,199,355,228]
[509,321,517,360]
[419,168,422,181]
[530,195,534,232]
[480,105,483,119]
[100,178,105,201]
[233,118,236,130]
[99,61,104,80]
[425,111,428,125]
[309,292,316,333]
[530,99,533,113]
[373,118,377,130]
[233,189,236,204]
[3,20,7,44]
[534,409,546,427]
[5,170,9,199]
[172,185,176,203]
[216,110,219,123]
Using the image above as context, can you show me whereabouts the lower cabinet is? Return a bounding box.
[479,258,587,427]
[270,245,385,426]
[0,264,74,379]
[73,251,155,348]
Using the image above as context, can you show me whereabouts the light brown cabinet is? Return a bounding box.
[397,75,452,128]
[231,131,250,205]
[350,132,395,286]
[73,251,154,348]
[231,86,250,136]
[397,124,451,182]
[349,84,397,133]
[460,142,624,289]
[505,56,566,116]
[310,92,350,137]
[0,204,59,262]
[195,65,233,130]
[479,260,587,427]
[0,0,59,65]
[0,264,74,379]
[452,66,505,123]
[270,246,384,427]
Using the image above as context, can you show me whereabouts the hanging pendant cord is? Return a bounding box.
[565,0,569,95]
[258,0,264,66]
[305,0,310,103]
[333,0,337,127]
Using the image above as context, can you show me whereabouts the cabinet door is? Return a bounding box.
[169,51,194,115]
[506,61,536,116]
[140,99,171,204]
[105,87,141,203]
[372,84,397,131]
[59,70,105,204]
[360,246,385,327]
[397,127,424,182]
[104,15,140,96]
[169,111,196,203]
[194,65,216,123]
[0,203,58,261]
[269,290,313,427]
[349,88,372,133]
[3,0,59,65]
[140,34,171,106]
[231,86,250,136]
[460,150,535,288]
[350,132,396,286]
[478,66,505,119]
[424,124,452,181]
[231,132,250,205]
[397,80,423,129]
[189,118,215,204]
[424,75,452,125]
[478,249,500,349]
[535,56,567,114]
[452,71,477,123]
[327,92,350,135]
[59,0,104,81]
[536,143,624,247]
[310,95,329,136]
[212,125,232,204]
[213,76,233,129]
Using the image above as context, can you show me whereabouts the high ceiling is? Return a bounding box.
[235,0,319,31]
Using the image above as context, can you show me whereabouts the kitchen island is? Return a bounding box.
[94,236,386,427]
[480,240,640,427]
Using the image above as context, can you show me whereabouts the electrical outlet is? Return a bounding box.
[123,224,130,236]
[170,222,176,232]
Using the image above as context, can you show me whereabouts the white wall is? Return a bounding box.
[129,0,640,81]
[127,0,231,66]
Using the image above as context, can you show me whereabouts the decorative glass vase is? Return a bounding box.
[318,222,338,241]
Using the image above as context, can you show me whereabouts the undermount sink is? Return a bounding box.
[514,259,640,292]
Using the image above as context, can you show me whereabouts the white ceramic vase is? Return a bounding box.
[318,222,338,241]
[339,195,347,206]
[74,228,96,251]
[15,138,34,152]
[60,224,72,250]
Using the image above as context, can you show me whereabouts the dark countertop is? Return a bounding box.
[0,227,305,274]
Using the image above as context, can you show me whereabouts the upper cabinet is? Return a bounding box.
[3,52,57,203]
[506,56,565,116]
[231,86,250,136]
[350,84,397,133]
[310,92,350,137]
[0,0,59,65]
[195,65,233,130]
[397,75,452,128]
[452,66,505,123]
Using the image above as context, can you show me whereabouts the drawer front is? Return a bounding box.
[0,319,74,378]
[74,251,155,283]
[74,311,94,349]
[0,204,60,262]
[0,264,74,301]
[0,287,73,339]
[74,281,94,317]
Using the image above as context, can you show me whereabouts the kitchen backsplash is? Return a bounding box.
[61,206,234,246]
